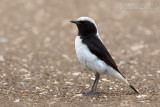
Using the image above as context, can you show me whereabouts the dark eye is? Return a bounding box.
[79,21,85,24]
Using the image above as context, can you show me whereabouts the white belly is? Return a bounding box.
[75,36,107,73]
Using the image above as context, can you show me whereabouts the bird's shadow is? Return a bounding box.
[100,91,138,96]
[80,88,139,96]
[79,86,141,96]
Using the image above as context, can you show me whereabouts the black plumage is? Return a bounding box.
[78,20,123,76]
[81,35,120,73]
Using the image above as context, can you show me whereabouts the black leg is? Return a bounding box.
[91,73,100,92]
[82,73,101,96]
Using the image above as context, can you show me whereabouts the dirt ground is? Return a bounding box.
[0,0,160,107]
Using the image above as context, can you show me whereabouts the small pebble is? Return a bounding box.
[136,95,147,98]
[151,50,160,55]
[0,37,8,43]
[0,55,4,61]
[72,72,81,76]
[157,70,160,73]
[39,91,47,95]
[109,87,112,90]
[119,61,126,65]
[102,78,107,81]
[62,54,72,62]
[66,82,72,85]
[76,94,83,97]
[91,77,95,80]
[85,84,90,88]
[14,99,20,102]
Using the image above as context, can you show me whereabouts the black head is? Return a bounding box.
[70,17,98,36]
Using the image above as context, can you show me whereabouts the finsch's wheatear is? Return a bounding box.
[71,17,139,96]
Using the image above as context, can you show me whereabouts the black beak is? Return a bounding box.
[70,20,77,24]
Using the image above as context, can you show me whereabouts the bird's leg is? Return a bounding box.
[82,73,101,96]
[91,73,100,92]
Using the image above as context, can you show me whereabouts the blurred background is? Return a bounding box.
[0,0,160,106]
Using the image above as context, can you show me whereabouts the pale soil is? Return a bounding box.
[0,0,160,107]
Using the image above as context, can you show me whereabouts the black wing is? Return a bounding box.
[83,36,140,93]
[82,35,121,74]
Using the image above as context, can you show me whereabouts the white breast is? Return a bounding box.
[75,36,107,73]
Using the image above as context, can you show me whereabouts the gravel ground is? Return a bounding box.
[0,0,160,107]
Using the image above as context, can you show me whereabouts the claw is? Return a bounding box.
[81,91,101,96]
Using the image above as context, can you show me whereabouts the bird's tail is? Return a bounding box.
[129,84,139,93]
[116,71,139,94]
[106,69,139,93]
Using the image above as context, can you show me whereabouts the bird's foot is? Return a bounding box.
[81,91,101,96]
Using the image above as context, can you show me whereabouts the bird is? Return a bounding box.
[70,17,139,96]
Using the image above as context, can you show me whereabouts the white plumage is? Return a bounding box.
[75,35,129,85]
